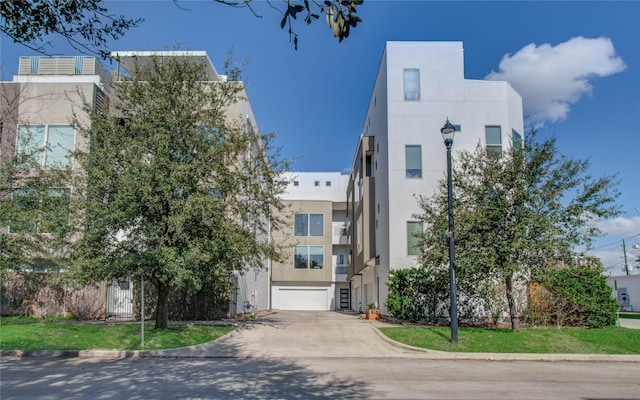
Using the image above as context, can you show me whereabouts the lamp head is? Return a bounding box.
[441,118,455,148]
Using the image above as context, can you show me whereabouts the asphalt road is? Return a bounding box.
[2,311,639,399]
[1,357,638,399]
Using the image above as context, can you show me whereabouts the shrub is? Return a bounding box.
[530,264,618,328]
[67,284,105,320]
[386,268,446,323]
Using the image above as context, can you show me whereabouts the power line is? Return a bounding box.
[589,232,640,251]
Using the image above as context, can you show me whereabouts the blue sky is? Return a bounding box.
[1,1,638,273]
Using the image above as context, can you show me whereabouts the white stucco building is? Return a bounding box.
[347,41,524,313]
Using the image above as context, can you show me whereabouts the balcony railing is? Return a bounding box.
[332,222,348,245]
[335,266,348,275]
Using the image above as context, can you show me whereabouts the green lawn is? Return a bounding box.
[0,318,233,351]
[379,326,640,354]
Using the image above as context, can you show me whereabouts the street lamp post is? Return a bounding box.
[441,118,458,344]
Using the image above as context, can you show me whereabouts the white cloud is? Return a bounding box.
[486,37,626,127]
[597,216,640,237]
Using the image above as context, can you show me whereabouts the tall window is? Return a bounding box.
[356,215,363,254]
[294,246,324,269]
[17,125,75,168]
[294,213,323,236]
[407,221,423,256]
[405,145,422,178]
[485,126,502,158]
[512,129,523,150]
[403,68,420,100]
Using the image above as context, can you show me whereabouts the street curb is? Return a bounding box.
[4,318,640,362]
[369,323,640,363]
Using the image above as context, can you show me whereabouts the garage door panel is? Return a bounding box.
[278,288,328,310]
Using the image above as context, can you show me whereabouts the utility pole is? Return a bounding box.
[622,239,630,276]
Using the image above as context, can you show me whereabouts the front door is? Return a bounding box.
[339,288,349,309]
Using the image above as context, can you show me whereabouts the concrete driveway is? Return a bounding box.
[6,311,638,361]
[158,310,422,359]
[150,310,639,362]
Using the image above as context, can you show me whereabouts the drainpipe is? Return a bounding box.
[361,273,364,313]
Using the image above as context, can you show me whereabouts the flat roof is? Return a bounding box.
[110,51,219,80]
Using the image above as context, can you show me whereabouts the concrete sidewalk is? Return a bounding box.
[618,317,640,329]
[3,311,640,362]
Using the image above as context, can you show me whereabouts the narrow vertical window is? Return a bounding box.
[46,125,75,168]
[17,125,45,167]
[407,221,423,256]
[309,246,324,269]
[10,188,38,233]
[512,129,522,150]
[404,68,420,100]
[405,145,422,178]
[294,214,308,236]
[309,214,323,236]
[485,126,502,157]
[356,215,363,254]
[294,246,309,269]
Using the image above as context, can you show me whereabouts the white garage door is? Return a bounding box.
[278,288,328,310]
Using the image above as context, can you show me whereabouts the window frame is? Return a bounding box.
[294,245,324,269]
[294,213,324,236]
[9,187,70,233]
[405,144,422,179]
[17,124,75,168]
[403,68,420,101]
[407,221,423,256]
[485,125,502,158]
[512,129,523,150]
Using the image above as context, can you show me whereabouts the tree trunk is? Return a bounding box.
[505,274,520,331]
[155,282,170,329]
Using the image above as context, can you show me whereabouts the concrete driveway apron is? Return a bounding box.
[162,310,418,359]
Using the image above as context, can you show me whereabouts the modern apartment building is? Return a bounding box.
[0,56,108,262]
[2,42,524,318]
[271,172,350,310]
[0,52,270,316]
[347,42,524,314]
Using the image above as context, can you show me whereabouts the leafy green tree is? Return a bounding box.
[213,0,363,49]
[1,0,142,58]
[530,262,618,328]
[0,93,74,272]
[1,1,364,56]
[416,131,620,331]
[68,55,289,328]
